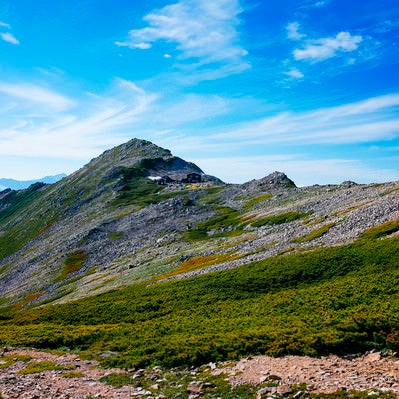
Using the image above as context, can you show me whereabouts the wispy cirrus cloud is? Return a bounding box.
[116,0,249,79]
[297,0,333,10]
[0,83,74,111]
[374,19,399,34]
[0,79,157,159]
[160,93,399,184]
[293,31,362,62]
[1,79,398,185]
[0,21,20,45]
[208,93,399,146]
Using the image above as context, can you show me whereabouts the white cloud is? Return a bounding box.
[294,31,362,62]
[115,41,151,50]
[116,0,249,78]
[1,74,398,186]
[0,32,19,45]
[136,93,399,185]
[0,83,74,111]
[299,0,332,9]
[283,68,304,79]
[0,79,157,160]
[149,94,228,127]
[286,22,306,41]
[0,21,20,45]
[374,20,399,34]
[211,93,399,145]
[314,0,331,7]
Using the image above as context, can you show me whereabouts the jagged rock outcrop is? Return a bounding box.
[242,171,296,191]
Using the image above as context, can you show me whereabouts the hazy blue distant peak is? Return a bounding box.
[0,174,66,190]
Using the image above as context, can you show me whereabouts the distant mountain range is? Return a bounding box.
[0,174,66,191]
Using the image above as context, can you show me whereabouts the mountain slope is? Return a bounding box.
[0,139,399,310]
[0,138,220,306]
[2,230,399,369]
[1,137,399,369]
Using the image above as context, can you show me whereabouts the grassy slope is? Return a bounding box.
[1,227,398,369]
[0,184,53,259]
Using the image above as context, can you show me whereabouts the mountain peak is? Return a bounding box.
[89,138,220,184]
[87,138,173,171]
[260,171,296,187]
[243,171,296,190]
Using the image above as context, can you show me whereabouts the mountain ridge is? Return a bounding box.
[0,138,398,309]
[1,137,399,377]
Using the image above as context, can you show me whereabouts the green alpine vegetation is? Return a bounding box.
[184,206,243,240]
[249,210,312,227]
[57,250,89,282]
[0,183,52,259]
[19,361,76,375]
[1,231,398,369]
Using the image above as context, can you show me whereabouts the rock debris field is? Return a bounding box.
[1,348,399,398]
[215,352,399,395]
[0,349,134,399]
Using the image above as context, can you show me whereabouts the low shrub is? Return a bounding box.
[293,222,336,243]
[359,220,399,240]
[250,210,312,227]
[56,250,88,281]
[62,371,84,378]
[20,361,75,375]
[100,373,133,387]
[184,206,243,240]
[243,193,273,210]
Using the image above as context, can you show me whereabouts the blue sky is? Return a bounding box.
[0,0,399,186]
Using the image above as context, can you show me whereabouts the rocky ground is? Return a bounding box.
[0,348,134,399]
[215,352,399,396]
[1,348,398,398]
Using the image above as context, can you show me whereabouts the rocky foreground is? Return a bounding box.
[216,352,399,396]
[0,348,398,398]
